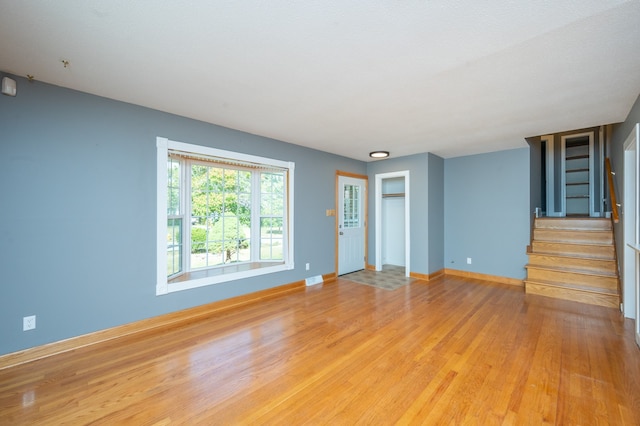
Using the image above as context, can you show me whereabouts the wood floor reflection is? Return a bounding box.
[1,276,639,424]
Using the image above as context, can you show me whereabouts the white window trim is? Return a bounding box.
[156,137,295,295]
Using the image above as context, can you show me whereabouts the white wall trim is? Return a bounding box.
[375,171,410,276]
[155,136,295,296]
[560,131,594,217]
[599,126,605,216]
[622,124,639,337]
[541,135,555,216]
[156,137,169,295]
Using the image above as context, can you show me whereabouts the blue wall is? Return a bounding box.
[367,153,430,274]
[0,74,365,355]
[609,93,640,316]
[428,153,445,274]
[1,70,538,357]
[444,148,530,279]
[366,152,445,276]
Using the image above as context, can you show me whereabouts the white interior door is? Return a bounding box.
[338,176,365,275]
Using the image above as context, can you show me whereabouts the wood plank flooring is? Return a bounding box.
[1,276,639,424]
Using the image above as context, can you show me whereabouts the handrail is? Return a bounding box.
[605,158,619,223]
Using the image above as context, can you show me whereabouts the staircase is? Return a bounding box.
[524,217,620,308]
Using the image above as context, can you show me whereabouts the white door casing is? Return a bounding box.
[560,132,594,217]
[622,123,640,347]
[338,175,366,275]
[375,171,410,276]
[542,135,557,217]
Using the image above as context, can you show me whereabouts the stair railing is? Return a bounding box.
[605,157,620,223]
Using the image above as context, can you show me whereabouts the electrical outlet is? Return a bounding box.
[305,263,310,271]
[23,315,36,331]
[467,257,472,265]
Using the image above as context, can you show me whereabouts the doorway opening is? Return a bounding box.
[561,132,594,217]
[540,129,604,218]
[374,171,410,276]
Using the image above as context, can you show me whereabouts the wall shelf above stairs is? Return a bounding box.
[524,217,620,309]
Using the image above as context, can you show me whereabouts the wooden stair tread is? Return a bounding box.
[533,218,611,231]
[527,217,619,308]
[535,229,611,234]
[525,264,617,277]
[524,279,618,295]
[525,280,620,309]
[530,248,615,258]
[533,230,613,240]
[531,240,614,248]
[531,246,614,254]
[526,252,615,262]
[525,255,616,274]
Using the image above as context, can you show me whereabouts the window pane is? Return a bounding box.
[259,172,285,261]
[192,166,219,220]
[272,194,284,216]
[260,217,283,260]
[168,189,180,215]
[167,218,182,276]
[261,173,284,216]
[167,158,181,215]
[160,141,294,294]
[224,169,242,194]
[224,193,238,214]
[191,225,206,254]
[188,163,255,269]
[191,164,209,191]
[261,194,272,216]
[239,194,251,223]
[343,184,360,228]
[191,191,206,224]
[239,171,252,193]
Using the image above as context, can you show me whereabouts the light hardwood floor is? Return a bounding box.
[1,276,639,424]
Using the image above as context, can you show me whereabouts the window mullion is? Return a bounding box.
[183,159,191,273]
[251,171,261,261]
[282,173,288,264]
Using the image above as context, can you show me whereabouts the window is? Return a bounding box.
[156,137,294,295]
[342,184,361,228]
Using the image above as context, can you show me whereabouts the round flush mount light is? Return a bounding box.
[369,151,390,159]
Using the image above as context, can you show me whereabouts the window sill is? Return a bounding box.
[157,261,291,295]
[169,261,284,284]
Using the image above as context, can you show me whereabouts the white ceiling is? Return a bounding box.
[1,1,640,161]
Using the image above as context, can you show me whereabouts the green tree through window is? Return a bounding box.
[156,137,294,295]
[165,153,287,280]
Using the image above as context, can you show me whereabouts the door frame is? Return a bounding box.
[542,135,556,216]
[622,123,640,347]
[335,171,368,276]
[560,131,595,217]
[374,170,410,276]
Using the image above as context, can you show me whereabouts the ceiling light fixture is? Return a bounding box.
[369,151,389,159]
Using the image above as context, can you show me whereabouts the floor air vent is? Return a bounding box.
[305,275,323,286]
